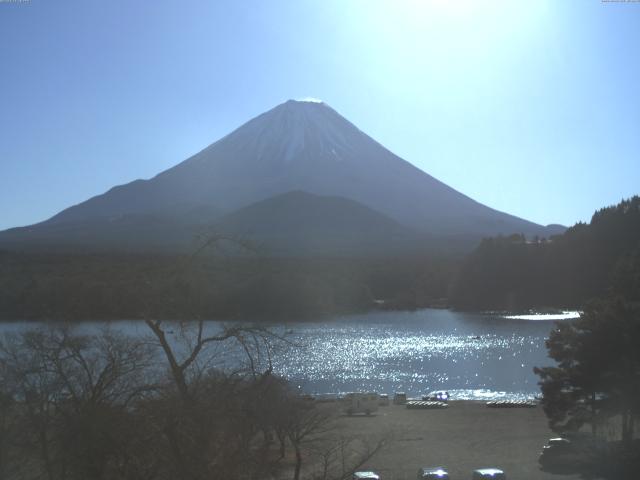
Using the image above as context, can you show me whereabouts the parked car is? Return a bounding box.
[547,438,572,450]
[379,393,389,406]
[472,467,506,479]
[422,391,450,402]
[393,392,407,405]
[353,471,380,480]
[417,466,449,479]
[538,437,586,472]
[341,392,379,415]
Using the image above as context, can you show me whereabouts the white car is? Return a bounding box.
[353,471,380,480]
[472,468,506,479]
[417,466,449,479]
[422,391,450,402]
[341,392,379,415]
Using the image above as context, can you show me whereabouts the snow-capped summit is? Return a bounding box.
[200,98,366,165]
[294,96,324,103]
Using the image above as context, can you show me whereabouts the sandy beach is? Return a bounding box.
[332,401,583,480]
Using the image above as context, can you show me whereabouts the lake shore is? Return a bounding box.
[334,400,581,480]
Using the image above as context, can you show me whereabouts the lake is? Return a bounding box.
[0,308,575,401]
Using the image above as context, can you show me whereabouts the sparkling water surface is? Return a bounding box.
[0,309,575,401]
[270,309,570,400]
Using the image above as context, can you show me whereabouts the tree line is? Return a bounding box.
[452,196,640,311]
[0,252,457,321]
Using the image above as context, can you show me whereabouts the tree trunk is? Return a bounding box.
[591,391,597,436]
[277,431,286,459]
[39,425,55,480]
[144,319,191,402]
[622,409,631,446]
[293,443,302,480]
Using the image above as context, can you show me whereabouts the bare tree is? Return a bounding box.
[143,318,285,402]
[281,399,335,480]
[309,434,388,480]
[0,327,156,480]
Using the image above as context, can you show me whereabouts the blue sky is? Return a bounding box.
[1,0,638,230]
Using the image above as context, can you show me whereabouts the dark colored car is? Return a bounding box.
[538,437,586,473]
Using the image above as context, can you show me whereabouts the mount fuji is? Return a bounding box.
[0,99,564,254]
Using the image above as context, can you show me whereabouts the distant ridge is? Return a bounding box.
[213,191,424,256]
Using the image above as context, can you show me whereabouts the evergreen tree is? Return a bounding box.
[534,298,640,445]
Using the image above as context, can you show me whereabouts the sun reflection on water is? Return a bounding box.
[269,309,561,400]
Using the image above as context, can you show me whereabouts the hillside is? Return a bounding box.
[213,191,425,256]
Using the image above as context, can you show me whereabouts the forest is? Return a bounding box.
[0,251,456,321]
[0,196,638,321]
[451,196,640,311]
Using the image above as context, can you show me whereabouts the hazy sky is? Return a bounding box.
[1,0,639,230]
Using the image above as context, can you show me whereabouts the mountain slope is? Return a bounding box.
[0,99,563,253]
[0,203,222,253]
